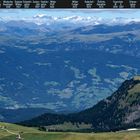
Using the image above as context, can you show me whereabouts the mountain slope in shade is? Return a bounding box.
[0,21,140,112]
[20,76,140,132]
[0,108,54,123]
[76,76,140,131]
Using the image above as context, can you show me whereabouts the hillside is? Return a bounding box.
[20,77,140,132]
[0,122,140,140]
[0,20,140,114]
[76,76,140,131]
[0,122,41,139]
[0,108,54,123]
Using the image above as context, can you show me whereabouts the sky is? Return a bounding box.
[0,9,140,20]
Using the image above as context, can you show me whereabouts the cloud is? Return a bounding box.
[0,11,140,27]
[30,14,140,26]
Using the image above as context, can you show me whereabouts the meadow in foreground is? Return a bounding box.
[0,122,140,140]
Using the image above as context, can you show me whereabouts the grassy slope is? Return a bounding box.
[0,122,140,140]
[0,122,41,138]
[45,122,92,131]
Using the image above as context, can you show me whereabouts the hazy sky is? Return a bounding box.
[0,9,140,20]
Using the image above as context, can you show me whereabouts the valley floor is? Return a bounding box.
[0,122,140,140]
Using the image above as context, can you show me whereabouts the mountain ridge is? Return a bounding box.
[20,77,140,132]
[0,21,140,114]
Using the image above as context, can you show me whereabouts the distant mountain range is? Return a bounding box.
[2,16,140,27]
[20,77,140,132]
[0,19,140,116]
[0,108,55,123]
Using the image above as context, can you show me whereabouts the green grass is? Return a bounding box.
[0,122,140,140]
[45,122,92,131]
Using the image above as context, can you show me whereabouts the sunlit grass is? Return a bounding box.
[0,122,140,140]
